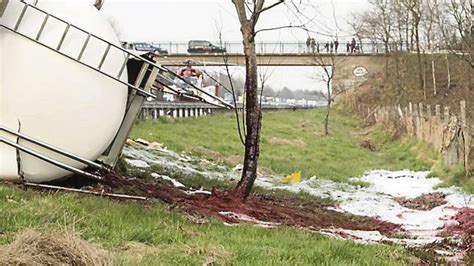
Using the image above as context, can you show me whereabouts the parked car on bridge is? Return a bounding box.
[128,42,168,55]
[187,40,226,53]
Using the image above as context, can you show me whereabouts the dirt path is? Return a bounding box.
[102,173,400,235]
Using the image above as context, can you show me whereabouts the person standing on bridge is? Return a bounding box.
[330,42,334,53]
[351,38,356,53]
[306,37,311,53]
[310,38,316,53]
[346,41,350,53]
[324,42,329,53]
[334,40,339,53]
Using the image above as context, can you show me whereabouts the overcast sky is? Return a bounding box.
[102,0,369,42]
[100,0,370,93]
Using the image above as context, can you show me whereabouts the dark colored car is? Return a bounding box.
[133,42,168,55]
[187,40,226,53]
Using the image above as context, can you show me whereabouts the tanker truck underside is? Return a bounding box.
[0,1,231,183]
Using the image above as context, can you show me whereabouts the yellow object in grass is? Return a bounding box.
[281,171,301,184]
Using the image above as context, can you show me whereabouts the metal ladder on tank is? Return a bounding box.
[0,0,232,180]
[1,1,233,106]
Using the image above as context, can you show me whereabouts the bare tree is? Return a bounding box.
[445,0,473,67]
[350,0,394,80]
[374,0,394,80]
[231,0,289,200]
[350,0,471,103]
[431,50,438,96]
[391,0,408,51]
[437,0,472,94]
[421,0,439,50]
[403,0,425,94]
[320,59,334,135]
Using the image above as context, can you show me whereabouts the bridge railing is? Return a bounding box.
[147,41,392,55]
[140,101,320,119]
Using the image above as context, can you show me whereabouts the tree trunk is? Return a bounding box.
[431,55,437,96]
[398,17,404,52]
[324,80,331,135]
[422,51,427,100]
[446,54,451,89]
[415,19,424,94]
[467,61,472,101]
[470,1,473,99]
[405,13,410,52]
[233,33,261,201]
[395,51,401,93]
[384,41,389,81]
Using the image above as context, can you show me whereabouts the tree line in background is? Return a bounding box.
[350,0,472,102]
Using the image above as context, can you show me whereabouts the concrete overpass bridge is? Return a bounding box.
[152,53,386,93]
[154,53,384,66]
[135,41,391,91]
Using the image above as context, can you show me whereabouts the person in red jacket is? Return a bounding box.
[175,60,202,95]
[177,60,202,78]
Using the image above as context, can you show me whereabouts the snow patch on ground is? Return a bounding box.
[150,172,211,195]
[125,159,150,168]
[184,188,212,196]
[123,144,473,247]
[219,211,281,228]
[256,170,473,246]
[151,173,186,188]
[123,146,229,180]
[319,229,444,247]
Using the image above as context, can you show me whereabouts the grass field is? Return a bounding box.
[0,185,412,265]
[1,108,468,264]
[131,108,436,183]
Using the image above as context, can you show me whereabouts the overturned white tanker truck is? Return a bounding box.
[0,0,231,183]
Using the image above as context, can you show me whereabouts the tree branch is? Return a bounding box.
[255,0,284,18]
[222,49,246,145]
[255,24,307,35]
[252,0,266,23]
[233,0,250,25]
[244,1,254,17]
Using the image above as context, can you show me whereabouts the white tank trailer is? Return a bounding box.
[0,0,147,183]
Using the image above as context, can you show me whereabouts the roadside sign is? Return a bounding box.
[353,66,369,77]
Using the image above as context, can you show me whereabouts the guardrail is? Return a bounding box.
[127,41,398,55]
[140,101,320,120]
